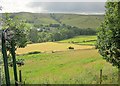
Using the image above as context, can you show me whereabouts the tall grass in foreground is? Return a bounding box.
[10,49,118,84]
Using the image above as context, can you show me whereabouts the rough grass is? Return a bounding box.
[16,13,58,24]
[60,14,104,28]
[16,42,94,55]
[10,49,118,84]
[9,13,104,28]
[60,35,97,45]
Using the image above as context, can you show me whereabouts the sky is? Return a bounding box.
[0,0,107,14]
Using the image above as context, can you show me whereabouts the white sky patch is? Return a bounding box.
[0,0,44,13]
[30,0,107,2]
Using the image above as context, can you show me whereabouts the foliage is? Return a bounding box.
[2,13,28,49]
[29,28,39,43]
[29,24,96,43]
[97,1,120,68]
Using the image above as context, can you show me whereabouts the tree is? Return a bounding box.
[97,1,120,85]
[29,28,39,43]
[1,13,29,85]
[1,13,29,49]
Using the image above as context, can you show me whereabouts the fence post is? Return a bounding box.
[0,67,1,86]
[118,68,120,86]
[100,69,102,84]
[19,70,22,85]
[10,40,18,86]
[2,31,10,86]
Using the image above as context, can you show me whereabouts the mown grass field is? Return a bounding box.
[60,35,97,45]
[16,42,94,55]
[10,49,118,84]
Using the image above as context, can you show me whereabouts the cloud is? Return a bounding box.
[0,0,34,13]
[0,0,106,13]
[27,0,107,2]
[27,2,105,13]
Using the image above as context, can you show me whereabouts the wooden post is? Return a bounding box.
[10,40,18,86]
[118,68,120,86]
[1,32,10,86]
[0,67,1,86]
[19,70,22,85]
[100,69,102,84]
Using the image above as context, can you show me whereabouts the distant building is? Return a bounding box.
[37,28,42,32]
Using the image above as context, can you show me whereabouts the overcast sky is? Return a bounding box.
[0,0,107,13]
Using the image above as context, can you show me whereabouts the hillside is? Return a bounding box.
[8,12,58,25]
[3,12,104,29]
[60,14,104,28]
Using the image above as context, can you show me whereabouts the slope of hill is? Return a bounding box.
[59,14,104,28]
[3,12,104,29]
[13,12,58,25]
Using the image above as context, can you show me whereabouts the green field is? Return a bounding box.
[10,36,117,84]
[60,35,97,45]
[10,49,118,84]
[3,35,118,84]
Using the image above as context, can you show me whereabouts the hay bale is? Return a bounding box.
[68,46,74,49]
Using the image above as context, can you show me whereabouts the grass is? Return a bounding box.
[16,13,58,25]
[9,36,118,84]
[7,13,104,29]
[57,14,104,28]
[3,35,118,84]
[60,35,97,45]
[16,42,94,55]
[9,49,118,84]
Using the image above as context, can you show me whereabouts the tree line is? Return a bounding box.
[28,23,96,43]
